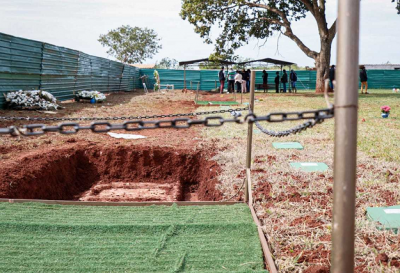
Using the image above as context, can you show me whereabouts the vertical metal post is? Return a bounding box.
[289,65,292,93]
[184,65,187,89]
[280,65,283,92]
[331,0,360,272]
[245,71,256,203]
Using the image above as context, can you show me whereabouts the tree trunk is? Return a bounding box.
[315,41,332,93]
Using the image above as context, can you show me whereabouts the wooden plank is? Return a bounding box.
[0,198,242,207]
[249,204,278,273]
[246,168,253,205]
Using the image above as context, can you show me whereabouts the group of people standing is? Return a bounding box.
[270,69,298,93]
[219,67,299,94]
[329,64,369,94]
[219,67,252,94]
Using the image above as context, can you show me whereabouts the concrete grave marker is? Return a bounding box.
[367,205,400,233]
[290,162,329,172]
[273,142,304,150]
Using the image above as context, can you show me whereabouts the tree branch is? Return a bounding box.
[298,0,315,16]
[283,29,318,59]
[246,1,318,60]
[245,1,291,26]
[328,19,337,41]
[258,17,285,27]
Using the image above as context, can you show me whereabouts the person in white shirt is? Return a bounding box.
[234,70,243,94]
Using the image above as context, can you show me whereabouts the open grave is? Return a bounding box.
[0,144,222,202]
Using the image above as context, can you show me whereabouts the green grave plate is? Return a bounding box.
[243,102,249,105]
[367,205,400,233]
[254,129,261,134]
[273,142,304,150]
[220,106,231,110]
[290,162,329,172]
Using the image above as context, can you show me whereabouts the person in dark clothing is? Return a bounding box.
[329,65,335,90]
[262,70,268,93]
[274,72,280,93]
[360,66,369,94]
[218,67,225,94]
[243,69,250,93]
[281,69,288,93]
[246,69,251,92]
[289,70,298,93]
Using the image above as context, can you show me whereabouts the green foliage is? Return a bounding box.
[98,25,162,64]
[180,0,307,59]
[155,58,179,69]
[0,203,266,272]
[394,0,400,14]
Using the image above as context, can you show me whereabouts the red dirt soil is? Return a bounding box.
[0,143,222,202]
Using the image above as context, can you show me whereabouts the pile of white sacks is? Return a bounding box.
[77,91,106,102]
[5,90,59,110]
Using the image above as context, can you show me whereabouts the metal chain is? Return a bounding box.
[0,107,248,122]
[0,108,334,137]
[254,119,324,137]
[250,107,333,137]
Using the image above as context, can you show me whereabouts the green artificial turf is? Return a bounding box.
[0,202,266,272]
[195,100,239,105]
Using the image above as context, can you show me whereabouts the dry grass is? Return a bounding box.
[200,90,400,272]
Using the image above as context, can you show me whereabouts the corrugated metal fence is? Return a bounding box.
[0,32,140,108]
[1,32,399,109]
[140,69,400,91]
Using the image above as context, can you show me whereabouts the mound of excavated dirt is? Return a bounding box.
[0,143,222,202]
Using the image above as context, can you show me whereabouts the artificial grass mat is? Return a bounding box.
[0,202,266,272]
[195,100,239,105]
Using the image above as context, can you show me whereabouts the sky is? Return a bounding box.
[0,0,399,67]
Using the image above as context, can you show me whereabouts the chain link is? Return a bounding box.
[250,107,333,137]
[0,107,248,122]
[0,108,334,137]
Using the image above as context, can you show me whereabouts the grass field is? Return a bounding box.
[0,202,266,272]
[200,89,400,271]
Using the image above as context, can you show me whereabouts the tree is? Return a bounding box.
[181,0,398,93]
[393,0,400,14]
[98,25,162,64]
[155,58,178,69]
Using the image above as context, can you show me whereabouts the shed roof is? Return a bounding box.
[179,58,238,66]
[236,58,295,66]
[179,57,295,67]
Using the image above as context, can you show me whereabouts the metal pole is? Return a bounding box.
[245,71,256,203]
[280,65,283,92]
[184,65,187,90]
[331,0,360,272]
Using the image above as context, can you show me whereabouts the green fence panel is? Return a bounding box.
[90,56,110,93]
[383,70,400,89]
[200,70,220,91]
[0,32,141,108]
[121,65,138,91]
[75,52,92,92]
[0,33,42,107]
[108,60,124,92]
[40,44,79,100]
